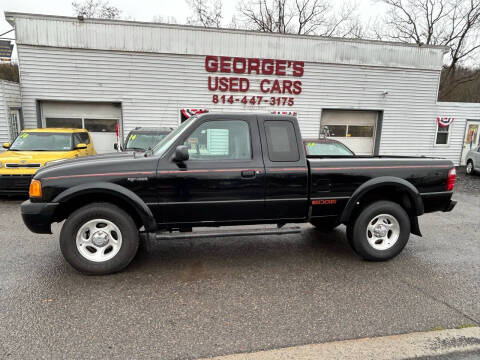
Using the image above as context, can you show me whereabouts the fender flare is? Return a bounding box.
[52,182,157,232]
[340,176,424,225]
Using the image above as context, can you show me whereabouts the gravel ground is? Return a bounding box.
[455,167,480,194]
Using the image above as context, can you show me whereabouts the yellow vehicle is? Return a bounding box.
[0,128,96,195]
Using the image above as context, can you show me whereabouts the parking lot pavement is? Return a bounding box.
[0,183,479,359]
[456,167,480,194]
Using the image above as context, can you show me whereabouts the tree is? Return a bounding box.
[152,15,178,24]
[186,0,223,27]
[0,63,19,83]
[379,0,480,98]
[72,0,121,19]
[237,0,363,37]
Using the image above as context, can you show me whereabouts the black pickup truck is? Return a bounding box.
[21,113,457,274]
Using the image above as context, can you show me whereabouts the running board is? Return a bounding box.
[152,226,302,241]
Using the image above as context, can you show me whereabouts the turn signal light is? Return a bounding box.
[446,168,456,191]
[29,179,42,198]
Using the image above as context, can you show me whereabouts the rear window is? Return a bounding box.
[305,141,354,156]
[264,121,300,162]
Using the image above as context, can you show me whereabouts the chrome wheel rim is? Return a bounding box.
[76,219,122,262]
[466,163,473,174]
[366,214,400,251]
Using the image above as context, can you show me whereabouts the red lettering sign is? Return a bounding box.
[312,199,337,205]
[205,56,304,106]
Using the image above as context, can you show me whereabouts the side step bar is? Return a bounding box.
[151,226,302,241]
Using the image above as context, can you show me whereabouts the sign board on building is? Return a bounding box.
[205,56,304,107]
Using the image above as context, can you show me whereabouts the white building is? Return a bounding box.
[4,12,480,162]
[0,80,21,144]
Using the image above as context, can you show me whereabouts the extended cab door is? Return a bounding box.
[258,116,309,220]
[156,114,265,224]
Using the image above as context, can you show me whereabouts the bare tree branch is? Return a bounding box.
[72,0,120,19]
[379,0,480,68]
[186,0,223,27]
[237,0,363,37]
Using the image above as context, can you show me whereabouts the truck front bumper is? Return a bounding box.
[21,200,58,234]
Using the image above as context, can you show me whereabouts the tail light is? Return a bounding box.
[446,168,456,191]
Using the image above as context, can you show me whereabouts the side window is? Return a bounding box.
[264,120,300,162]
[435,124,450,145]
[80,132,90,144]
[73,133,82,147]
[184,120,251,160]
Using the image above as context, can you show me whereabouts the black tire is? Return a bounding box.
[310,219,339,232]
[60,202,139,275]
[348,200,410,261]
[466,160,474,175]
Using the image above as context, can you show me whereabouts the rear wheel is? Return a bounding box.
[466,161,474,175]
[60,203,139,275]
[348,201,410,261]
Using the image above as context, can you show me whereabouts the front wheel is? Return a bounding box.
[60,203,139,275]
[348,201,410,261]
[466,161,474,175]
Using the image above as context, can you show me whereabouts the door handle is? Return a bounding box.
[241,170,256,178]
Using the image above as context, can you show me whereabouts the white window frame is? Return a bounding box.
[8,109,21,142]
[434,122,451,147]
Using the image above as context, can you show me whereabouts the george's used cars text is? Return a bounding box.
[21,113,456,275]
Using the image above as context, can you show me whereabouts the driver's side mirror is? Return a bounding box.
[172,145,189,162]
[2,142,11,149]
[75,143,87,150]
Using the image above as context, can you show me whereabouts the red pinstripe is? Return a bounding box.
[42,164,451,181]
[157,168,263,174]
[43,171,153,181]
[267,168,308,172]
[312,165,451,171]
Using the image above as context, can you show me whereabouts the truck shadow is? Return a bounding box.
[126,226,360,276]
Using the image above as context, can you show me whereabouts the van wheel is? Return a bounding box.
[466,161,474,175]
[349,201,410,261]
[60,203,139,275]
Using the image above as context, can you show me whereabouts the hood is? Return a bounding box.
[0,150,76,164]
[34,151,142,179]
[42,151,136,169]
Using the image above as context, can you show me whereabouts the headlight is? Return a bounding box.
[29,179,42,198]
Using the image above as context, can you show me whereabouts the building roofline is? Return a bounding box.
[4,11,449,52]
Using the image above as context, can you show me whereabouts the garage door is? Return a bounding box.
[321,110,378,155]
[41,101,121,154]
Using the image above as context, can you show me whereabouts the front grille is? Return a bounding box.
[5,163,41,168]
[0,175,33,191]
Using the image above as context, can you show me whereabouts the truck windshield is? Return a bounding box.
[305,141,354,156]
[126,133,168,151]
[153,117,196,156]
[9,132,73,151]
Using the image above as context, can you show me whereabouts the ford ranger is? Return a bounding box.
[21,113,457,274]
